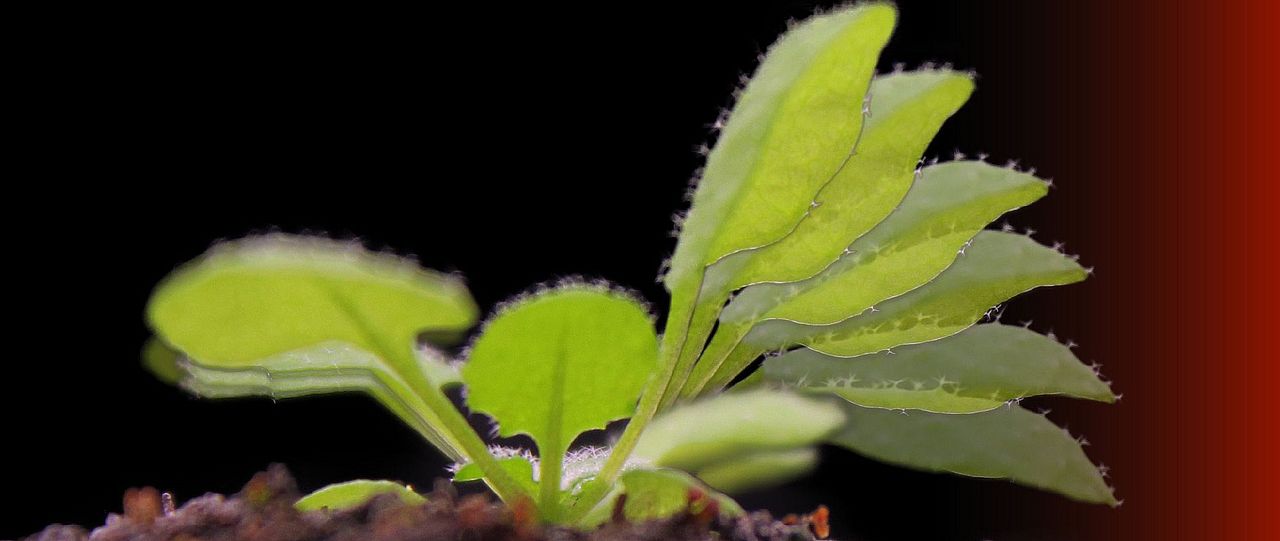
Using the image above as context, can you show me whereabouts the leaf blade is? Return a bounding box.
[830,402,1117,505]
[295,480,425,512]
[763,323,1115,409]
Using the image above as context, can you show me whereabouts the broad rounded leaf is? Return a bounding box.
[831,402,1116,505]
[462,285,657,513]
[148,234,478,368]
[295,480,425,512]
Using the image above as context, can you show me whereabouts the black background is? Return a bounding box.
[6,2,1118,539]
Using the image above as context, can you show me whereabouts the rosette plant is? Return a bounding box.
[143,2,1117,528]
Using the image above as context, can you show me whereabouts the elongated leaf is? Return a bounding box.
[686,163,1054,398]
[145,235,481,460]
[745,231,1087,357]
[695,447,819,494]
[665,4,896,293]
[669,72,976,408]
[295,480,425,512]
[461,285,658,515]
[763,323,1115,412]
[831,402,1116,505]
[172,341,463,456]
[577,469,744,527]
[706,69,975,293]
[654,6,898,415]
[633,389,844,472]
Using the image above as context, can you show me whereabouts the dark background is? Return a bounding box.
[7,2,1134,539]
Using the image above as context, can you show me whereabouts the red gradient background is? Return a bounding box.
[999,0,1277,538]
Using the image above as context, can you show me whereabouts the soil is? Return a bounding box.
[18,465,830,541]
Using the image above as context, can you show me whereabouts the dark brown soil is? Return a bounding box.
[19,465,829,541]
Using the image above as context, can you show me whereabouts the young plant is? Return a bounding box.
[143,2,1117,528]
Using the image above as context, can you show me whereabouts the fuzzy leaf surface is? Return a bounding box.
[744,231,1087,357]
[664,4,896,293]
[706,69,975,292]
[462,286,657,515]
[763,323,1114,412]
[686,161,1049,397]
[831,402,1117,505]
[294,480,425,512]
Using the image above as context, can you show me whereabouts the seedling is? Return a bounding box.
[144,3,1117,528]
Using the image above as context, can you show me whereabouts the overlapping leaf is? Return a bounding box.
[667,70,977,408]
[685,163,1055,397]
[144,234,480,460]
[831,402,1116,504]
[743,231,1085,357]
[761,323,1114,413]
[655,4,897,411]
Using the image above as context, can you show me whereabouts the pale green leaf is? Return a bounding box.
[831,402,1117,505]
[685,161,1050,399]
[668,72,977,409]
[744,231,1087,357]
[147,235,477,368]
[706,69,976,292]
[461,285,658,515]
[665,4,896,293]
[695,447,819,494]
[655,6,898,415]
[295,479,425,512]
[453,455,538,497]
[763,323,1115,411]
[577,469,744,527]
[173,341,463,459]
[633,388,844,472]
[145,235,482,463]
[141,337,182,385]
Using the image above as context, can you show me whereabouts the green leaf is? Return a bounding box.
[453,453,539,498]
[144,235,531,504]
[147,235,478,368]
[707,69,976,292]
[695,447,819,494]
[294,480,425,512]
[172,341,463,455]
[461,285,658,518]
[830,402,1117,505]
[144,235,481,460]
[664,4,896,294]
[633,388,844,472]
[577,469,744,527]
[763,323,1115,412]
[685,161,1049,398]
[667,70,976,409]
[141,337,182,385]
[654,3,896,414]
[744,231,1087,357]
